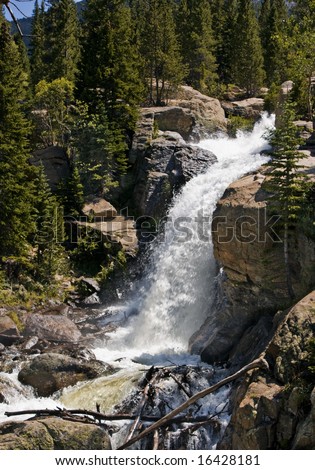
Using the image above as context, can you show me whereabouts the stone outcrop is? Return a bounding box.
[218,291,315,450]
[190,167,315,362]
[83,198,118,219]
[168,85,227,138]
[18,353,109,396]
[30,146,70,192]
[222,98,265,120]
[0,418,111,450]
[131,129,217,219]
[23,314,82,343]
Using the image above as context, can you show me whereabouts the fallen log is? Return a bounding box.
[118,356,269,450]
[4,408,219,424]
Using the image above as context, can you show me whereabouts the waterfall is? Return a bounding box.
[0,113,274,427]
[95,113,275,365]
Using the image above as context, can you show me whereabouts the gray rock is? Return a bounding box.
[23,314,81,343]
[30,146,70,192]
[83,198,118,220]
[0,316,19,337]
[0,418,111,450]
[18,353,111,397]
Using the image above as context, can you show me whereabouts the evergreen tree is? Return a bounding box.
[0,14,35,259]
[80,0,143,130]
[30,0,45,87]
[268,101,309,299]
[44,0,81,83]
[231,0,265,96]
[132,0,185,105]
[210,0,226,81]
[220,0,239,84]
[259,0,288,85]
[33,165,65,281]
[176,0,217,94]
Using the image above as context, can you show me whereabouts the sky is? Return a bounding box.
[5,1,37,19]
[4,1,81,20]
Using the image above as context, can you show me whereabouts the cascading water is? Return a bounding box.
[93,112,274,365]
[0,114,274,442]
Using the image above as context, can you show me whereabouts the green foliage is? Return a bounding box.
[44,0,81,83]
[32,77,75,147]
[0,15,35,259]
[131,0,186,105]
[259,0,288,85]
[30,0,45,87]
[227,116,255,138]
[72,104,127,195]
[58,165,84,217]
[231,0,265,96]
[32,165,68,282]
[267,101,310,298]
[264,82,281,113]
[80,0,143,131]
[176,0,218,94]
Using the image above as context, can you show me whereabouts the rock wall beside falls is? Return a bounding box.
[218,291,315,450]
[190,167,315,363]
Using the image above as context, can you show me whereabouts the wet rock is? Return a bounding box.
[83,293,101,305]
[0,418,111,450]
[23,314,81,343]
[18,352,111,397]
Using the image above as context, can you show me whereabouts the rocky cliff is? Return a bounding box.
[218,291,315,450]
[190,164,315,363]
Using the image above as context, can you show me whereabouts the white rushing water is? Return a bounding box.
[0,113,274,427]
[94,112,274,366]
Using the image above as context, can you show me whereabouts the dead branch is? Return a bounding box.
[124,367,160,444]
[152,430,159,450]
[118,356,269,450]
[5,408,220,424]
[169,373,192,398]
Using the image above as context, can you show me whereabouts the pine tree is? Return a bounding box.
[220,0,239,84]
[176,0,217,94]
[210,0,226,81]
[30,0,45,87]
[268,101,309,299]
[133,0,185,105]
[231,0,265,96]
[259,0,288,85]
[33,165,65,281]
[44,0,81,83]
[0,14,35,259]
[80,0,143,130]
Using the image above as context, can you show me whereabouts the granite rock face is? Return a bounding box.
[190,168,315,362]
[218,291,315,450]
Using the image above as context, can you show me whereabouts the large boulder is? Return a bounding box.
[222,98,264,120]
[0,418,111,450]
[18,353,110,396]
[82,198,118,220]
[169,85,227,138]
[23,314,81,343]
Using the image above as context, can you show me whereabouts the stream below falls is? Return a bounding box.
[0,113,275,449]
